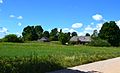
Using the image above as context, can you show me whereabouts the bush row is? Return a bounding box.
[0,53,119,73]
[87,38,111,47]
[0,56,64,73]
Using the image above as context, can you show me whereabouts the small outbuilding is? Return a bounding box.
[38,37,49,42]
[69,36,79,42]
[70,36,91,45]
[79,36,91,44]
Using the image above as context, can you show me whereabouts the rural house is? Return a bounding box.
[70,36,91,44]
[38,37,49,42]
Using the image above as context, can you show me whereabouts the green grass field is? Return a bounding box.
[0,42,120,73]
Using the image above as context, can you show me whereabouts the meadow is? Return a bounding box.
[0,42,120,73]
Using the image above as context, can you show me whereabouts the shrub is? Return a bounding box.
[0,56,65,73]
[0,39,3,42]
[69,41,79,45]
[88,38,111,47]
[3,34,23,43]
[59,33,70,45]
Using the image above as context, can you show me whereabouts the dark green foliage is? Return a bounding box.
[0,39,3,42]
[0,56,65,73]
[50,28,58,41]
[85,33,90,36]
[91,30,98,37]
[34,26,43,39]
[72,32,77,37]
[59,33,70,45]
[22,25,43,41]
[43,31,50,38]
[69,41,79,45]
[22,26,34,41]
[99,21,120,46]
[88,37,111,47]
[17,36,24,43]
[3,34,23,43]
[0,42,120,72]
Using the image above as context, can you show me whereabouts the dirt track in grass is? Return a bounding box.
[49,57,120,73]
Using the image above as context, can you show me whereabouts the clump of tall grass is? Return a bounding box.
[0,52,119,73]
[0,55,65,73]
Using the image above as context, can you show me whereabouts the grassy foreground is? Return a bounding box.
[0,42,120,73]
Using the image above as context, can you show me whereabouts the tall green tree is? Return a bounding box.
[22,26,33,41]
[22,26,38,41]
[91,30,98,38]
[43,31,50,38]
[34,25,43,39]
[59,32,70,45]
[72,32,77,37]
[99,21,120,46]
[50,28,58,41]
[85,33,90,36]
[3,34,23,42]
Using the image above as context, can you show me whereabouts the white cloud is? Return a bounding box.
[77,32,85,36]
[92,14,103,21]
[0,27,8,33]
[83,23,103,35]
[0,27,8,38]
[16,32,22,37]
[9,15,15,18]
[91,22,94,25]
[85,25,93,31]
[17,16,23,19]
[17,22,22,26]
[0,0,3,4]
[62,28,77,33]
[72,23,83,29]
[61,27,93,36]
[9,15,23,20]
[58,28,61,32]
[116,20,120,28]
[96,23,103,31]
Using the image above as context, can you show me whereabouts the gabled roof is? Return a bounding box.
[70,36,91,42]
[38,37,49,42]
[70,36,79,42]
[78,36,91,42]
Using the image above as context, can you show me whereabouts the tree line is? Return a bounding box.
[22,25,78,44]
[1,21,120,47]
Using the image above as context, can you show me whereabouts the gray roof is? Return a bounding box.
[79,36,91,42]
[38,37,49,42]
[70,36,91,42]
[70,36,79,42]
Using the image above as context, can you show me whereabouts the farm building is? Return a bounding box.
[38,37,49,42]
[70,36,91,44]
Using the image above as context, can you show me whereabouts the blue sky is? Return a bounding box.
[0,0,120,38]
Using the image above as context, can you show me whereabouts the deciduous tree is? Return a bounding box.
[99,21,120,46]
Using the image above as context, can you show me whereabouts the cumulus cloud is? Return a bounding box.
[85,25,93,31]
[16,32,22,37]
[91,22,94,25]
[92,14,103,21]
[116,20,120,28]
[83,22,103,35]
[9,15,23,20]
[0,27,8,33]
[96,23,103,31]
[62,28,77,33]
[72,23,83,29]
[61,27,94,36]
[17,16,23,19]
[0,0,3,4]
[62,28,84,36]
[0,27,8,38]
[9,15,15,18]
[17,22,22,26]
